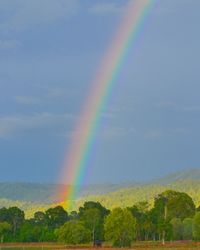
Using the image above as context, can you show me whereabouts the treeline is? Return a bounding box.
[78,180,200,210]
[2,179,200,218]
[1,190,200,246]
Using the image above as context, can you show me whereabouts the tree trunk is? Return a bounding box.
[13,219,17,236]
[162,204,167,245]
[162,230,165,245]
[92,227,95,246]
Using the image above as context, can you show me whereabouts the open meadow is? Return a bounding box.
[0,0,200,249]
[1,242,200,250]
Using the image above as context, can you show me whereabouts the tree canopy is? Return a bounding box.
[104,208,136,247]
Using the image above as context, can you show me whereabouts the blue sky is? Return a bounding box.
[0,0,200,184]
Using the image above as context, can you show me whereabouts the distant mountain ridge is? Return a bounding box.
[1,168,200,218]
[152,168,200,184]
[0,182,57,203]
[0,168,200,203]
[0,182,134,203]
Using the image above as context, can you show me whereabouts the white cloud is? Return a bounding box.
[15,87,66,105]
[89,2,124,15]
[67,126,136,141]
[182,105,200,112]
[15,96,41,105]
[101,126,136,139]
[0,113,76,138]
[144,127,190,140]
[144,129,162,139]
[156,101,176,108]
[170,128,190,135]
[0,0,79,31]
[0,39,22,49]
[46,87,65,98]
[152,0,195,16]
[157,101,200,113]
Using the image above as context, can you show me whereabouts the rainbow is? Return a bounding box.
[59,0,154,209]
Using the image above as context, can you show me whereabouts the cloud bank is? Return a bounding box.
[0,113,76,138]
[0,0,79,31]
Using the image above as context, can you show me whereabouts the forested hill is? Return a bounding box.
[78,179,200,210]
[0,168,199,202]
[1,168,200,217]
[0,182,131,203]
[0,183,57,203]
[77,168,200,209]
[152,168,200,184]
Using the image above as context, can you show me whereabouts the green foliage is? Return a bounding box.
[45,206,68,229]
[128,202,152,241]
[18,221,55,242]
[104,208,136,247]
[18,222,42,242]
[0,189,198,244]
[77,180,200,211]
[2,179,200,218]
[154,190,195,221]
[7,207,25,235]
[69,210,78,220]
[79,201,110,218]
[193,212,200,240]
[183,218,193,240]
[170,218,183,240]
[0,198,52,219]
[55,220,90,244]
[34,211,46,225]
[0,222,11,243]
[0,206,25,237]
[156,220,173,241]
[80,208,101,242]
[79,201,109,242]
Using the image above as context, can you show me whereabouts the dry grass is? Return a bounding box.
[1,241,200,250]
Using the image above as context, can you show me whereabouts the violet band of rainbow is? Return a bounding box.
[59,0,155,209]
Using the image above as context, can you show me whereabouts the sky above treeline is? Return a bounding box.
[0,0,200,184]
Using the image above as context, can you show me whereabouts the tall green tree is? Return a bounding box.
[0,208,9,222]
[7,207,25,236]
[69,211,79,221]
[183,218,193,240]
[193,212,200,240]
[79,201,110,218]
[170,218,183,240]
[79,201,109,241]
[45,206,68,229]
[154,190,195,221]
[104,208,136,247]
[55,220,90,244]
[154,190,195,244]
[128,202,152,241]
[18,222,42,242]
[80,208,101,243]
[0,222,11,243]
[34,211,46,225]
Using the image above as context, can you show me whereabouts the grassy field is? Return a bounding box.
[1,241,200,250]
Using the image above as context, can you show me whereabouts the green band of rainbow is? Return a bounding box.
[59,0,154,209]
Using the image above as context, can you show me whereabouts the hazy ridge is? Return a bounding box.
[1,168,200,217]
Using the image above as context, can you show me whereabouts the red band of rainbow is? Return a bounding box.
[58,0,154,209]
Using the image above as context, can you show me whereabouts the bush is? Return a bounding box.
[104,208,136,247]
[193,212,200,240]
[170,218,183,240]
[55,220,90,244]
[183,218,193,240]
